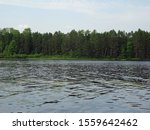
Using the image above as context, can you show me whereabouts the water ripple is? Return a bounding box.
[0,60,150,112]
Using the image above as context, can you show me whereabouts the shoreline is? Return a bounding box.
[0,55,149,61]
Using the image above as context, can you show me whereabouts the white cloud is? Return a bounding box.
[0,0,149,18]
[16,24,30,32]
[0,0,99,15]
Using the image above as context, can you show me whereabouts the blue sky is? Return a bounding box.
[0,0,150,33]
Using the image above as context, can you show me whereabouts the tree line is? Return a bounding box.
[0,28,150,59]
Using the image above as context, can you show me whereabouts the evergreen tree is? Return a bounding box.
[0,27,149,60]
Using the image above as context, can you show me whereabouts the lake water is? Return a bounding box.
[0,60,150,113]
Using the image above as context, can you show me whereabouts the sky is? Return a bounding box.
[0,0,150,33]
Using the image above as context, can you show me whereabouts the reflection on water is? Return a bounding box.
[0,60,150,113]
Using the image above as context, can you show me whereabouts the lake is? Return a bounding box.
[0,60,150,113]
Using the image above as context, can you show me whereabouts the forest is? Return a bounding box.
[0,28,150,60]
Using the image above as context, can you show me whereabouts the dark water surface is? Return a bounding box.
[0,60,150,113]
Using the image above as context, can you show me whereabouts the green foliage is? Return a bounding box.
[0,28,150,60]
[0,41,4,53]
[3,40,17,56]
[127,41,134,58]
